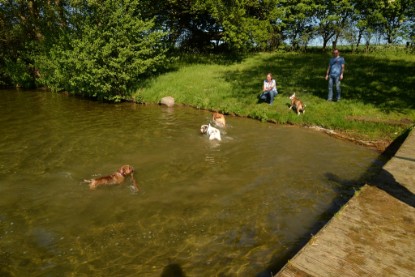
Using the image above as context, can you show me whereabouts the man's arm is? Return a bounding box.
[325,65,330,80]
[340,64,345,80]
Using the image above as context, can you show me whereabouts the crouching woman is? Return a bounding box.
[259,73,278,104]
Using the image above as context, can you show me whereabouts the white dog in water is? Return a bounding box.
[200,124,221,141]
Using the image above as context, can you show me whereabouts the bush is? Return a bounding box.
[36,0,169,101]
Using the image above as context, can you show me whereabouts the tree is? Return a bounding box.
[352,0,414,47]
[36,0,169,101]
[206,0,282,52]
[141,0,283,52]
[280,0,317,50]
[378,0,415,44]
[140,0,221,52]
[312,0,354,50]
[0,0,69,87]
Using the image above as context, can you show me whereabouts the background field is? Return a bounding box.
[133,48,415,149]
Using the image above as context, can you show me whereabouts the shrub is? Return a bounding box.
[36,0,169,101]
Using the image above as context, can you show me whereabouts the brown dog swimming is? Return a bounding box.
[212,112,226,128]
[84,165,139,192]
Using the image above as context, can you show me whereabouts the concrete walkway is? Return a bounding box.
[276,128,415,277]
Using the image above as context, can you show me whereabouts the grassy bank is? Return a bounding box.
[132,50,415,151]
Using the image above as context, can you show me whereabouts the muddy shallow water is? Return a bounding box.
[0,90,380,276]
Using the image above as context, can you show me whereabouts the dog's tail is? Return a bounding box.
[83,179,92,183]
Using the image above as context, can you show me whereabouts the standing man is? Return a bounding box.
[325,49,345,101]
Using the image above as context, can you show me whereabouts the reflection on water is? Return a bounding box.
[0,90,380,276]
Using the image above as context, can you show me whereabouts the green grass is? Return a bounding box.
[132,49,415,147]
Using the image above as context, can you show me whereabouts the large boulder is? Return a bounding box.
[160,96,175,107]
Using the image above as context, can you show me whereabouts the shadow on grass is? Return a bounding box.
[257,128,413,276]
[175,52,246,66]
[221,52,415,113]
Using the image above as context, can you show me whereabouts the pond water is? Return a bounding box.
[0,90,380,276]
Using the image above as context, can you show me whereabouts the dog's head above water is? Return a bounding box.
[200,124,221,141]
[200,124,209,134]
[118,165,134,176]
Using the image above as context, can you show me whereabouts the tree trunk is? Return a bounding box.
[356,30,363,49]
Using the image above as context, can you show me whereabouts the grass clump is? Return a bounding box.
[132,50,415,148]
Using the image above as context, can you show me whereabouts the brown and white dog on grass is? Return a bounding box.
[84,165,140,192]
[289,93,306,115]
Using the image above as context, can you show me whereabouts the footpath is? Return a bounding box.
[276,128,415,277]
